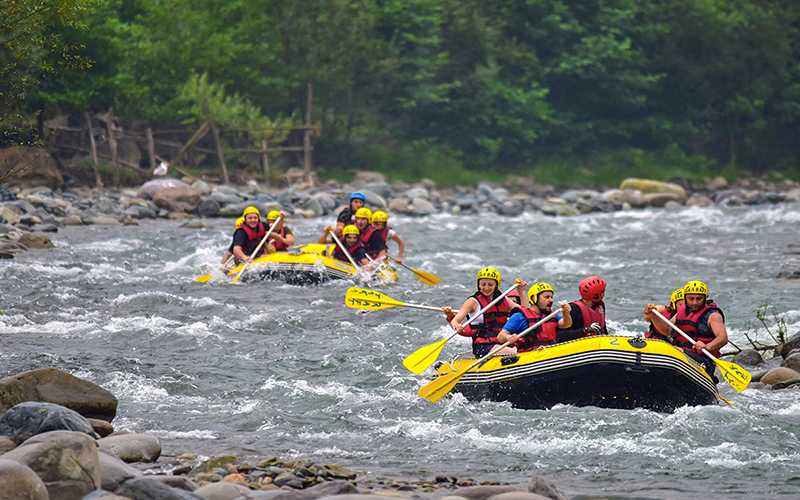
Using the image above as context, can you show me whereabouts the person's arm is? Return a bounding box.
[695,312,728,352]
[497,312,525,345]
[513,278,528,309]
[556,308,586,342]
[221,251,233,265]
[318,226,333,244]
[390,234,405,263]
[644,304,671,335]
[369,231,387,260]
[352,246,370,266]
[231,230,252,262]
[450,298,478,334]
[556,302,572,328]
[271,226,294,247]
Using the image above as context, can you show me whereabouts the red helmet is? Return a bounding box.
[579,276,606,302]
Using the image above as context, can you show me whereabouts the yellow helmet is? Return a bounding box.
[342,225,360,236]
[684,280,708,297]
[669,288,685,310]
[266,210,281,221]
[354,207,372,222]
[372,211,388,223]
[476,267,501,289]
[243,206,260,217]
[528,282,554,305]
[234,217,245,229]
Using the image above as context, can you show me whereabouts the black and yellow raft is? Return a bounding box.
[431,335,719,412]
[228,243,397,285]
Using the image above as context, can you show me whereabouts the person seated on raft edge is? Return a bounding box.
[318,224,370,266]
[444,267,528,357]
[441,289,522,329]
[497,282,573,352]
[264,210,294,252]
[371,211,405,264]
[556,276,607,342]
[232,206,272,264]
[643,288,685,342]
[646,280,728,379]
[221,216,245,265]
[353,207,386,261]
[333,192,366,237]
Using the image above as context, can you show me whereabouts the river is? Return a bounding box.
[2,205,800,500]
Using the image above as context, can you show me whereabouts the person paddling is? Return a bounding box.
[447,268,527,357]
[232,207,271,263]
[371,211,405,264]
[643,288,684,342]
[497,282,572,351]
[556,276,607,342]
[319,224,370,266]
[334,192,366,236]
[264,210,294,252]
[221,216,245,265]
[646,280,728,377]
[353,208,386,260]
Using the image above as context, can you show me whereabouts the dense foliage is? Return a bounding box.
[5,0,800,184]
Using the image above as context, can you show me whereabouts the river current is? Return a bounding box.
[2,205,800,499]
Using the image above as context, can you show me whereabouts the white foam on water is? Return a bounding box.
[73,238,143,253]
[102,315,181,334]
[150,429,219,440]
[6,262,84,277]
[103,372,170,402]
[111,291,220,308]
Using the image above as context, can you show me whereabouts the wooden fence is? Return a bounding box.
[44,84,316,187]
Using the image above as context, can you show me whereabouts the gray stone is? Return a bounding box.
[352,171,386,187]
[411,198,436,215]
[686,196,713,207]
[0,207,20,225]
[363,182,392,199]
[315,496,392,500]
[193,482,251,499]
[0,436,15,454]
[2,430,100,500]
[485,492,551,500]
[643,192,683,208]
[404,187,429,200]
[712,189,748,205]
[312,192,337,211]
[197,198,221,217]
[98,451,143,492]
[0,459,48,500]
[527,476,568,500]
[388,198,409,214]
[0,402,95,444]
[361,190,387,210]
[30,223,59,232]
[760,367,800,385]
[780,332,800,358]
[732,349,764,366]
[192,180,213,196]
[120,477,204,500]
[441,486,522,500]
[63,215,84,226]
[0,367,117,420]
[297,197,324,217]
[153,185,201,213]
[214,185,240,196]
[476,184,501,204]
[82,491,130,499]
[148,475,199,492]
[781,353,800,373]
[87,418,113,438]
[124,206,157,219]
[211,192,242,205]
[264,480,357,500]
[138,178,190,199]
[16,232,54,248]
[97,433,161,463]
[87,217,120,225]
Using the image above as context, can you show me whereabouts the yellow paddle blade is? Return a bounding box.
[402,338,447,374]
[195,274,213,284]
[418,366,470,403]
[715,359,751,392]
[412,269,441,286]
[344,287,403,310]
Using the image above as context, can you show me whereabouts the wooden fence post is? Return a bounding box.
[261,139,270,179]
[202,96,229,184]
[146,127,157,173]
[84,113,103,188]
[303,83,313,183]
[103,108,120,186]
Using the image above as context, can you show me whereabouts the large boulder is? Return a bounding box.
[0,459,49,500]
[0,402,95,444]
[153,185,201,213]
[15,232,54,249]
[780,332,800,358]
[98,451,143,492]
[760,367,800,386]
[137,178,190,199]
[442,485,522,500]
[120,477,204,500]
[732,349,764,366]
[1,430,100,500]
[97,433,161,463]
[361,190,387,210]
[619,178,686,201]
[0,147,63,190]
[197,197,221,217]
[781,353,800,373]
[0,367,117,421]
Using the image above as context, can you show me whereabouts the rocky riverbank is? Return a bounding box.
[2,168,800,259]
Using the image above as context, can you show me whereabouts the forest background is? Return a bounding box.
[2,0,800,187]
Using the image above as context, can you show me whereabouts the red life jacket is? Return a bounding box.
[572,300,606,337]
[513,308,557,352]
[239,222,267,257]
[333,241,364,263]
[377,225,390,243]
[270,227,287,252]
[469,291,510,344]
[359,225,383,259]
[674,301,725,357]
[645,308,674,341]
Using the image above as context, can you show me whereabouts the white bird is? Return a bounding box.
[154,161,169,176]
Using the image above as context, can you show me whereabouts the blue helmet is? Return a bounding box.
[349,192,366,202]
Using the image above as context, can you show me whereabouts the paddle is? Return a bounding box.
[345,287,445,312]
[403,283,519,375]
[231,216,282,283]
[418,308,560,403]
[651,309,750,392]
[387,255,440,286]
[329,231,360,269]
[196,256,235,284]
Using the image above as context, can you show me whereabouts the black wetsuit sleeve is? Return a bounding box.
[557,307,585,342]
[352,246,368,263]
[368,230,386,252]
[337,208,353,225]
[232,228,248,249]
